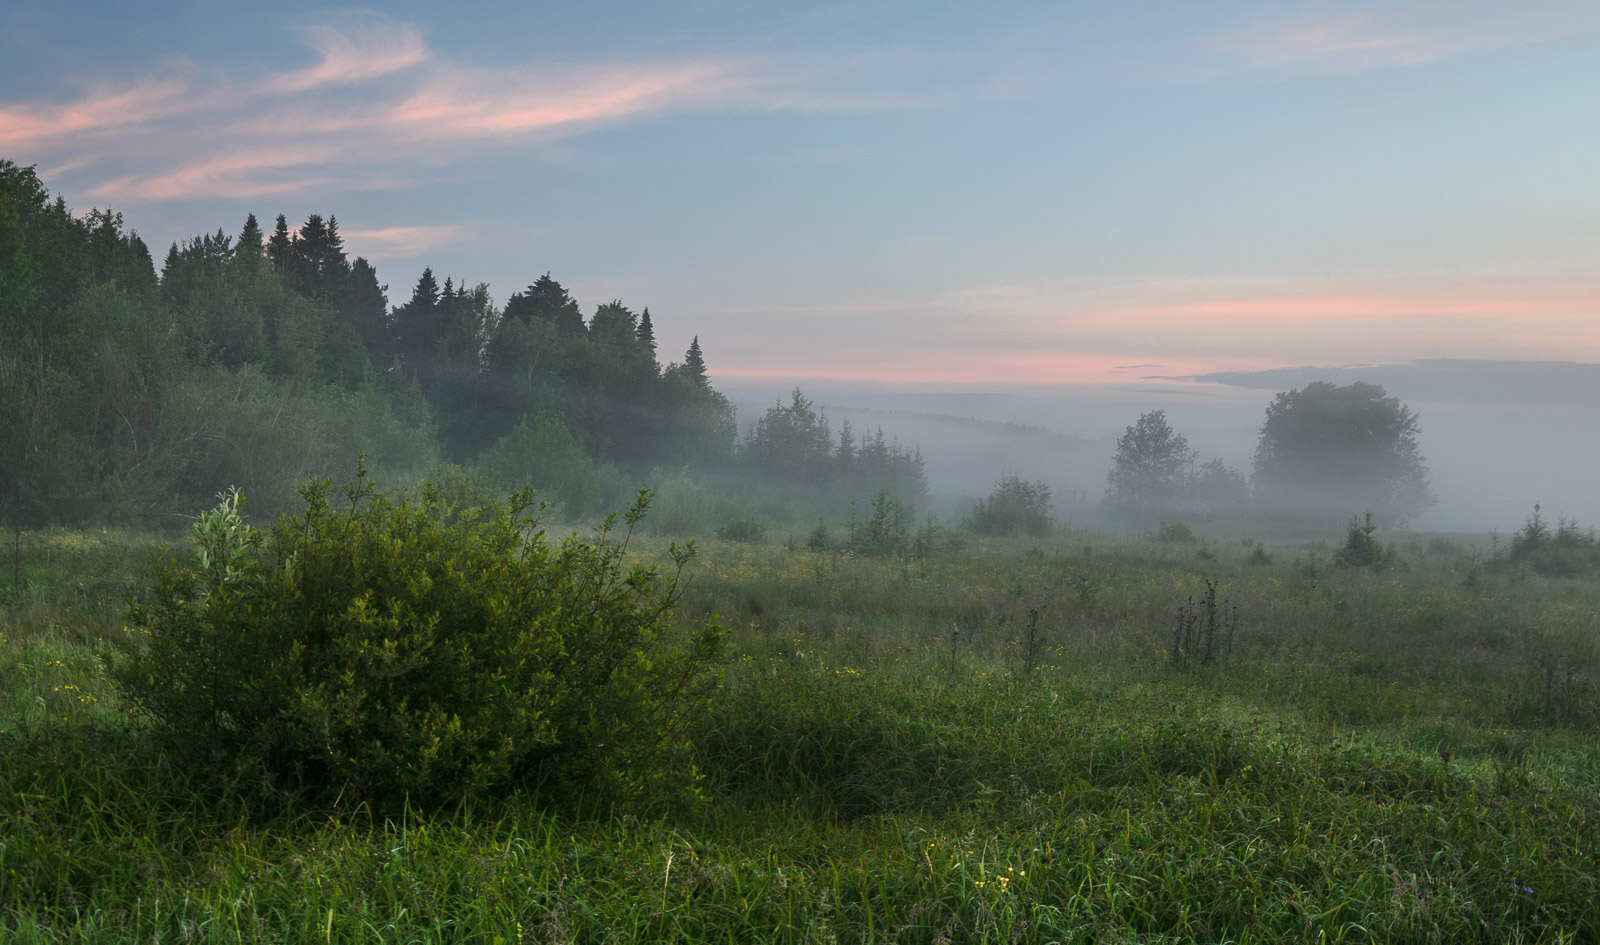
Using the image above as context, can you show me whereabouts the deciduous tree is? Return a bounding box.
[1251,381,1434,526]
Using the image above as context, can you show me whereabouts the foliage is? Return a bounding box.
[1332,511,1396,570]
[113,476,724,811]
[1507,504,1599,577]
[476,413,612,519]
[715,514,767,544]
[1253,381,1436,526]
[804,518,834,552]
[1187,458,1250,518]
[1104,410,1197,519]
[737,390,928,514]
[965,473,1053,537]
[1152,520,1197,544]
[1,163,746,532]
[845,491,914,558]
[9,521,1600,942]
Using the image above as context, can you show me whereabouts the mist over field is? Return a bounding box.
[730,358,1600,533]
[7,4,1600,940]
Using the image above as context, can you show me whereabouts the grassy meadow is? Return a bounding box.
[2,520,1598,943]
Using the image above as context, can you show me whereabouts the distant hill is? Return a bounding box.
[1192,359,1600,408]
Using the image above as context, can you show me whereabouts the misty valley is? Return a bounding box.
[3,161,1599,942]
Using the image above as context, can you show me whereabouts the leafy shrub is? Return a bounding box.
[965,473,1053,537]
[716,514,767,543]
[640,470,723,536]
[1153,521,1196,544]
[115,474,724,812]
[476,413,610,519]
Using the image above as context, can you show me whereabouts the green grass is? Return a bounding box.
[2,525,1597,942]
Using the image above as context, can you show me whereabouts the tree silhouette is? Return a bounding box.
[1105,410,1196,517]
[1252,381,1434,526]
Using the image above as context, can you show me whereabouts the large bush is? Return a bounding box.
[115,474,724,812]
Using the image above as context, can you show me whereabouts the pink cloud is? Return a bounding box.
[343,224,472,258]
[0,77,204,150]
[383,61,745,139]
[260,22,431,94]
[1206,4,1591,73]
[1086,290,1600,331]
[85,145,353,201]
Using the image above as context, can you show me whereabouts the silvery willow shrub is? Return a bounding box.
[115,473,724,812]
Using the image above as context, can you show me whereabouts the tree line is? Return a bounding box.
[0,160,926,533]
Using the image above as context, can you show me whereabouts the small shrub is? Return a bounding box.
[1507,504,1599,577]
[965,473,1053,537]
[115,473,724,812]
[804,518,834,552]
[847,491,912,558]
[1154,521,1196,544]
[716,514,767,543]
[910,517,968,558]
[1247,543,1272,566]
[1333,512,1394,570]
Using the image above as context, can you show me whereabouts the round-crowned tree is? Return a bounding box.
[1105,410,1196,519]
[1251,381,1435,526]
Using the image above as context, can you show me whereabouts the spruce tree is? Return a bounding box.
[502,273,584,338]
[392,267,442,373]
[235,214,265,269]
[267,215,293,278]
[682,336,708,388]
[636,307,657,353]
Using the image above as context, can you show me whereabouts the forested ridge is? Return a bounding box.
[0,160,925,529]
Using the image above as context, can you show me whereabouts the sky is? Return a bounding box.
[4,0,1600,390]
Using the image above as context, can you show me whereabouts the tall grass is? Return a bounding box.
[2,526,1597,942]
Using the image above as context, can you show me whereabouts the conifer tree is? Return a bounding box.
[392,267,442,373]
[267,215,293,278]
[340,257,390,363]
[636,307,657,354]
[235,214,265,269]
[682,336,708,388]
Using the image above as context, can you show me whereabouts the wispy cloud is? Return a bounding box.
[0,76,211,150]
[343,224,474,259]
[2,14,906,204]
[382,60,746,140]
[260,22,430,94]
[1206,2,1600,73]
[86,145,354,201]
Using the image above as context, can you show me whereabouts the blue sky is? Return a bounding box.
[5,0,1599,388]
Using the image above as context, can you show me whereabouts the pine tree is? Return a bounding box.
[235,214,265,269]
[292,213,350,303]
[392,267,442,373]
[636,307,657,353]
[267,215,293,278]
[339,257,390,363]
[501,273,585,338]
[682,336,708,388]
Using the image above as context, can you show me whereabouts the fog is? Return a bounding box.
[725,359,1600,535]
